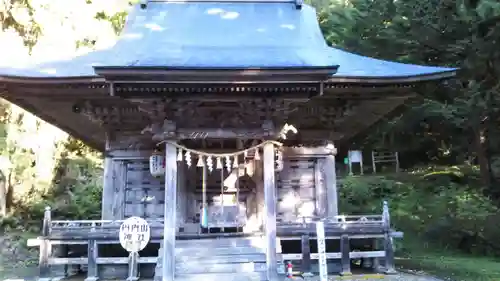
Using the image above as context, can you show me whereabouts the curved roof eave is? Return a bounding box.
[328,69,458,84]
[0,2,457,84]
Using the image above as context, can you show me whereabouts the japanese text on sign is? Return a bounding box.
[119,216,151,253]
[316,221,328,281]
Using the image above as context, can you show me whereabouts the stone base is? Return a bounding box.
[385,268,398,275]
[301,272,314,277]
[339,271,353,276]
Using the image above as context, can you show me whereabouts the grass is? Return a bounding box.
[396,236,500,281]
[0,231,39,280]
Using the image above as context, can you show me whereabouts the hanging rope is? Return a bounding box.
[159,140,282,158]
[220,167,224,231]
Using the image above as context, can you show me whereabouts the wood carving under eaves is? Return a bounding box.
[128,98,310,128]
[286,99,360,129]
[75,100,150,130]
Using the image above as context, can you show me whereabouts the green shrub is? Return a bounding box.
[0,153,103,232]
[339,174,500,256]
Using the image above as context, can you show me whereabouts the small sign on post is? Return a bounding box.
[316,221,328,281]
[119,216,151,281]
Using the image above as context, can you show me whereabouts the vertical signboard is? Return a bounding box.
[316,221,328,281]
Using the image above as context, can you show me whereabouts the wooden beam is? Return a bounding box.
[149,127,344,142]
[282,146,332,157]
[150,126,277,141]
[162,141,178,281]
[263,142,278,281]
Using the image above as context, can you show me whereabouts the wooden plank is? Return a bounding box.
[153,127,277,141]
[281,251,385,260]
[282,147,333,157]
[163,141,177,281]
[48,256,158,265]
[263,142,278,281]
[48,251,386,266]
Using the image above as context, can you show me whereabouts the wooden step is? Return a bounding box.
[176,246,265,256]
[176,237,264,248]
[176,253,266,264]
[174,272,267,281]
[176,261,267,274]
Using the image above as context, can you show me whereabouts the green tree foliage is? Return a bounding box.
[316,0,500,193]
[1,0,134,51]
[0,100,103,231]
[341,173,500,256]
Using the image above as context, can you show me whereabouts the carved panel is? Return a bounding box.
[130,98,310,129]
[75,99,150,130]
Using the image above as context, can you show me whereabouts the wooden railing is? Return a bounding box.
[30,201,400,280]
[277,201,400,275]
[32,208,165,281]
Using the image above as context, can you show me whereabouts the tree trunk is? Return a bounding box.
[474,127,491,187]
[0,171,5,217]
[5,172,14,212]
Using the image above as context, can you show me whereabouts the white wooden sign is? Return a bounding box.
[316,221,328,281]
[348,150,362,163]
[119,216,151,253]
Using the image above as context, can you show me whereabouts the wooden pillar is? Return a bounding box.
[176,163,187,229]
[39,206,52,281]
[324,144,338,218]
[85,222,98,281]
[101,134,114,219]
[300,234,312,276]
[382,201,396,274]
[263,142,278,281]
[162,141,178,281]
[314,158,326,218]
[340,234,351,276]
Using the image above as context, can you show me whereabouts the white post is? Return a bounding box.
[263,142,278,281]
[325,143,338,218]
[162,141,177,281]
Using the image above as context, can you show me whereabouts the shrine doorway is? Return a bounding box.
[178,139,271,237]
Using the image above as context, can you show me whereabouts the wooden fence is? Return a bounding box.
[28,201,401,280]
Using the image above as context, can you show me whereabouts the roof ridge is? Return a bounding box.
[142,0,303,9]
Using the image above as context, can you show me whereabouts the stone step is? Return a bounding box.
[176,253,266,264]
[176,261,267,274]
[174,272,267,281]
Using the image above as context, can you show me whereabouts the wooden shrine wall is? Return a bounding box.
[277,157,325,222]
[102,141,335,223]
[101,133,190,225]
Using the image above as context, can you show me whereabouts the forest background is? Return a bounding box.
[0,0,500,280]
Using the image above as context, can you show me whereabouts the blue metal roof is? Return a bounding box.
[0,2,455,79]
